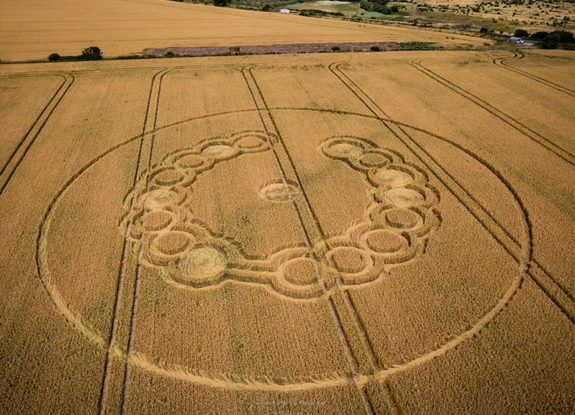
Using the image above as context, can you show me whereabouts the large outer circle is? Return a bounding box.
[38,109,529,390]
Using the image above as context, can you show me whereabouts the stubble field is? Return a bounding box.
[1,49,574,414]
[0,0,489,62]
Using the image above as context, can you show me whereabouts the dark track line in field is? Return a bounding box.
[240,68,310,245]
[331,62,575,326]
[0,73,74,197]
[97,69,169,415]
[493,52,575,97]
[410,61,575,168]
[241,66,376,415]
[246,67,332,245]
[383,381,401,415]
[121,69,170,415]
[0,74,65,176]
[269,107,382,120]
[528,262,575,325]
[403,62,575,320]
[345,291,379,370]
[393,120,575,306]
[329,60,530,260]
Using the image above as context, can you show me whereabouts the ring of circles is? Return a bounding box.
[121,131,441,300]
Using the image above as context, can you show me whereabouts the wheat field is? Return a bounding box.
[1,49,574,414]
[0,0,489,62]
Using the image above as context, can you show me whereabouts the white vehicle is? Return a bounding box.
[509,37,525,44]
[279,9,290,13]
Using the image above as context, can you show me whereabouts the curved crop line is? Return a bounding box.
[37,194,110,351]
[34,81,546,396]
[268,107,385,120]
[494,53,575,97]
[33,102,356,394]
[0,73,75,196]
[38,197,354,392]
[375,271,524,381]
[128,353,355,392]
[392,123,575,309]
[368,125,532,378]
[330,62,534,378]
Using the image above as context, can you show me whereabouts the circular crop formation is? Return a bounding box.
[36,107,529,400]
[318,136,440,284]
[259,181,302,202]
[118,133,441,299]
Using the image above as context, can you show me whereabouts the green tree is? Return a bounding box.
[551,30,574,43]
[541,33,561,49]
[514,29,529,37]
[214,0,228,7]
[81,46,102,60]
[48,53,61,62]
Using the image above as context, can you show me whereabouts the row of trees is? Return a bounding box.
[49,46,102,62]
[360,0,399,14]
[514,29,574,49]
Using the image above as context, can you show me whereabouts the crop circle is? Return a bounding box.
[177,247,228,283]
[260,182,301,202]
[383,188,424,208]
[385,208,420,229]
[364,230,405,253]
[141,210,173,231]
[369,168,413,188]
[201,144,237,159]
[155,232,192,255]
[281,258,318,286]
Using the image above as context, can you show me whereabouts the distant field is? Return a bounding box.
[0,0,487,61]
[1,49,574,414]
[284,0,575,34]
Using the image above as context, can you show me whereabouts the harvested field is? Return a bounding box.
[1,49,575,414]
[0,0,487,62]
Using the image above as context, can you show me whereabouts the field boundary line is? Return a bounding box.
[98,68,170,415]
[493,52,575,97]
[0,73,74,196]
[410,61,575,168]
[242,65,376,415]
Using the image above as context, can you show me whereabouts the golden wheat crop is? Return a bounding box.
[1,49,574,414]
[0,0,488,61]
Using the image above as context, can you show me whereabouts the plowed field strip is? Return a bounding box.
[98,69,169,415]
[242,66,378,415]
[494,52,575,97]
[0,73,74,196]
[410,61,575,168]
[331,63,575,327]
